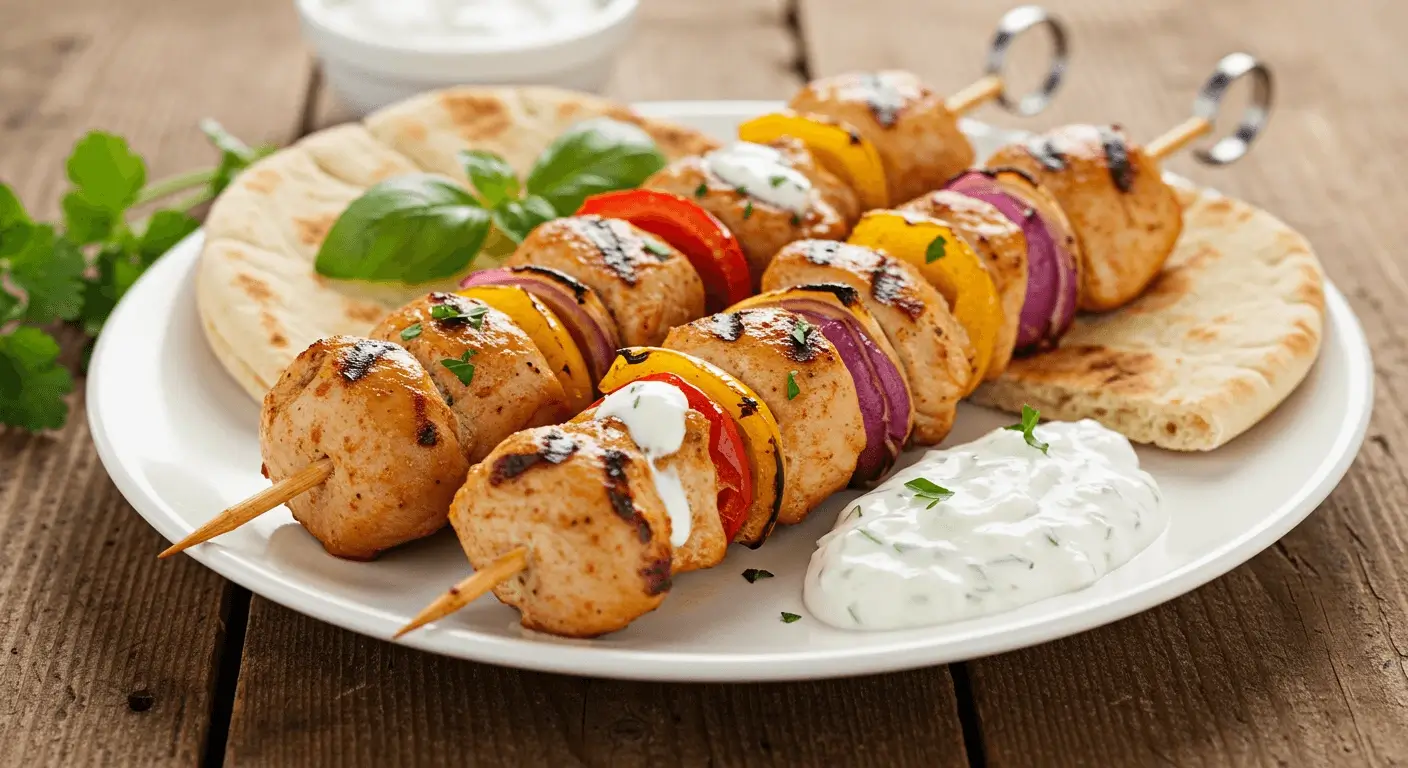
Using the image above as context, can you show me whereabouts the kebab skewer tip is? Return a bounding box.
[158,457,335,559]
[394,547,528,639]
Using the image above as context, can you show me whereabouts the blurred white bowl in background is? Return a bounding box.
[295,0,639,116]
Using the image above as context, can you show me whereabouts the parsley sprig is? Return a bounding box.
[1005,404,1049,454]
[0,122,271,432]
[441,349,479,386]
[903,477,955,509]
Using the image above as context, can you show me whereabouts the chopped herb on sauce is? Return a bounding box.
[858,529,883,545]
[1005,404,1049,454]
[904,476,954,509]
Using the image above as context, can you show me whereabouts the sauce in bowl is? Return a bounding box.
[313,0,607,46]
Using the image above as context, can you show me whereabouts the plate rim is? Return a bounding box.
[87,102,1375,682]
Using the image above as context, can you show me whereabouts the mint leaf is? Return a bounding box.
[316,175,491,283]
[460,149,520,207]
[66,131,146,213]
[491,194,556,243]
[0,327,74,431]
[904,476,954,508]
[526,118,666,214]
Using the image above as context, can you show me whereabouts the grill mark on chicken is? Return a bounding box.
[576,217,638,285]
[602,448,653,543]
[801,240,842,266]
[1099,126,1135,192]
[335,339,398,382]
[411,392,439,447]
[795,282,860,307]
[1027,136,1067,171]
[980,165,1040,188]
[509,265,590,303]
[489,429,578,484]
[870,259,926,318]
[640,556,672,596]
[711,312,744,341]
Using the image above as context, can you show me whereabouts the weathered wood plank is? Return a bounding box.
[0,0,311,763]
[801,0,1408,764]
[229,3,965,765]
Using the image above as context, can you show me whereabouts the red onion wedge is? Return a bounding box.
[734,285,913,485]
[459,266,621,381]
[945,169,1080,352]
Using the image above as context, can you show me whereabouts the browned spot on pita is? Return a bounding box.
[235,273,274,304]
[1007,345,1158,396]
[314,380,332,397]
[345,301,385,324]
[1294,269,1326,311]
[1226,376,1258,401]
[225,248,248,263]
[1283,318,1319,358]
[372,160,404,181]
[1186,326,1218,343]
[245,168,281,194]
[442,93,511,140]
[310,425,322,444]
[259,311,288,348]
[1131,244,1219,313]
[294,213,338,247]
[401,120,427,142]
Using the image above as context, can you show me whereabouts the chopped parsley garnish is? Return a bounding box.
[641,235,672,258]
[790,212,802,226]
[925,234,947,263]
[780,611,802,623]
[1045,530,1060,546]
[400,323,423,341]
[742,200,754,220]
[742,568,774,583]
[735,185,749,196]
[857,529,883,545]
[632,394,641,409]
[694,182,708,198]
[1005,404,1049,454]
[786,370,800,400]
[440,349,478,385]
[848,605,862,624]
[790,317,812,346]
[847,505,863,520]
[769,175,787,188]
[904,477,954,509]
[430,302,490,330]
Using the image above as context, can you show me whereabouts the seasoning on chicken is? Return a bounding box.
[663,307,864,524]
[371,292,567,462]
[789,71,975,205]
[506,215,706,346]
[644,137,859,285]
[762,241,972,444]
[986,123,1183,311]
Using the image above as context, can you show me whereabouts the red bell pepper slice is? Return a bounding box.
[576,190,751,313]
[594,372,754,543]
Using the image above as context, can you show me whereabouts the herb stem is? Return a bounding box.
[133,169,214,207]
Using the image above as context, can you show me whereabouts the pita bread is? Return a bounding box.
[970,184,1325,451]
[197,87,718,402]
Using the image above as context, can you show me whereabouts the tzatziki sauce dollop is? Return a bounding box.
[703,142,813,215]
[313,0,605,46]
[595,380,693,548]
[804,419,1164,631]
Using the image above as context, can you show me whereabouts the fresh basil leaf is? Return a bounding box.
[138,210,200,265]
[491,194,557,243]
[315,175,492,283]
[526,118,667,214]
[460,150,520,207]
[66,131,146,214]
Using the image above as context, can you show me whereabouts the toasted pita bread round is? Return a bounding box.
[197,87,719,402]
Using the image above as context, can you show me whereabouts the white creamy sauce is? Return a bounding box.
[595,381,692,548]
[703,142,813,215]
[804,420,1164,630]
[314,0,604,45]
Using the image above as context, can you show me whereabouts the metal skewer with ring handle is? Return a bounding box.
[944,4,1070,117]
[393,54,1278,642]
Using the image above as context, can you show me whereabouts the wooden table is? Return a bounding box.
[3,0,1406,764]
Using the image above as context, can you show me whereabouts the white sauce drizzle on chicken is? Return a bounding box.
[704,142,813,215]
[595,381,694,547]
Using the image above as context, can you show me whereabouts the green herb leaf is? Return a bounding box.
[857,529,883,545]
[137,210,200,265]
[460,149,521,207]
[790,212,803,227]
[694,182,708,199]
[786,370,800,400]
[315,175,491,283]
[525,118,667,214]
[742,568,774,583]
[790,317,812,347]
[0,183,29,231]
[441,349,478,386]
[491,194,556,244]
[0,327,74,431]
[200,119,276,197]
[925,234,947,263]
[1004,404,1049,454]
[904,476,955,509]
[780,611,802,623]
[3,225,86,324]
[430,302,490,330]
[400,323,423,341]
[770,175,786,188]
[640,234,673,258]
[61,192,119,245]
[66,131,146,214]
[742,200,754,220]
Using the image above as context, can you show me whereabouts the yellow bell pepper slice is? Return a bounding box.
[738,111,889,211]
[848,210,1003,392]
[458,285,594,413]
[600,347,785,548]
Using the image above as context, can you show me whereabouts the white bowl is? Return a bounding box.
[295,0,639,116]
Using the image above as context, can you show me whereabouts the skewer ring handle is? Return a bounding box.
[985,5,1069,116]
[1191,52,1273,166]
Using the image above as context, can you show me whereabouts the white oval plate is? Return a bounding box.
[89,102,1373,682]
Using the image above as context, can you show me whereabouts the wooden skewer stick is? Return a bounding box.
[394,547,529,639]
[1146,116,1214,161]
[158,457,335,559]
[944,74,1005,115]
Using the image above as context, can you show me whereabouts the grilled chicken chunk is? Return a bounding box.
[449,421,674,637]
[986,124,1183,311]
[644,137,859,285]
[762,241,971,444]
[789,71,975,204]
[664,307,864,524]
[260,336,469,560]
[371,292,566,462]
[507,215,705,346]
[898,189,1029,379]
